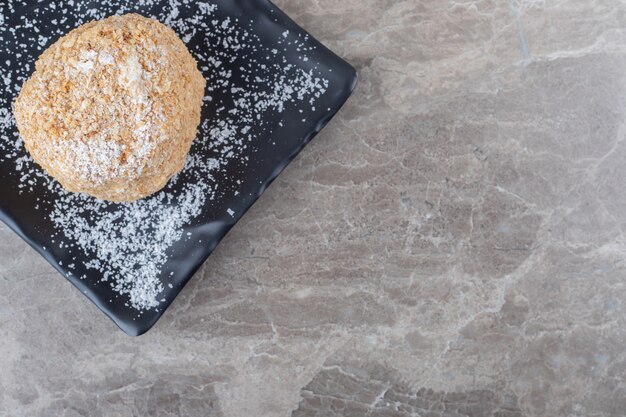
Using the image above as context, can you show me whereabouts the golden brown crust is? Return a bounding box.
[13,14,206,202]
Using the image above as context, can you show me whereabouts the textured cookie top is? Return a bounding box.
[14,14,205,200]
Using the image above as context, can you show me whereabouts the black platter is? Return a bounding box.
[0,0,357,335]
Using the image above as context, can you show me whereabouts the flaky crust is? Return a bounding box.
[14,14,206,202]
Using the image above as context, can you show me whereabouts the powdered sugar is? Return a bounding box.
[98,51,115,65]
[75,50,97,73]
[0,0,329,311]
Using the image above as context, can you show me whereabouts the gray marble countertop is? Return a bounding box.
[2,1,626,416]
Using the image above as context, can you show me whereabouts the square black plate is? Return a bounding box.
[0,0,357,335]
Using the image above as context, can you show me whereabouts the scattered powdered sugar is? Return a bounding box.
[0,0,329,311]
[50,184,206,309]
[98,51,115,65]
[75,50,97,73]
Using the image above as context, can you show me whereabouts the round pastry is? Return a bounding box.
[14,14,206,202]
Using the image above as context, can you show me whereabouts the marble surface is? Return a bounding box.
[2,0,626,416]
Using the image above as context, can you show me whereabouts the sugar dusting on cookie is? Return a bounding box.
[15,13,206,202]
[0,0,329,311]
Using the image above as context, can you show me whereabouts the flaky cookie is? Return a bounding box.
[14,13,206,202]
